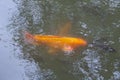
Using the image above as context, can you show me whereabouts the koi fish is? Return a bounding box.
[24,31,87,53]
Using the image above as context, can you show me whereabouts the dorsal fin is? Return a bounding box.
[58,21,72,36]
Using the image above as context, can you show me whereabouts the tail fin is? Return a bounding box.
[24,31,33,40]
[23,31,35,44]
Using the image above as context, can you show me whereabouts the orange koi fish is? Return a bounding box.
[24,22,87,54]
[24,31,87,53]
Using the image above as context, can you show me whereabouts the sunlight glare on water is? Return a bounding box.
[0,0,41,80]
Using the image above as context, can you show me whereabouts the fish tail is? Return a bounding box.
[24,31,33,39]
[23,31,35,44]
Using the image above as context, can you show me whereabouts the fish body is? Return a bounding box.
[24,31,87,53]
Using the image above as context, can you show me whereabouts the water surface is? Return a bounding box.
[1,0,120,80]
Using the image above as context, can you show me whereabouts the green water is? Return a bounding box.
[5,0,120,80]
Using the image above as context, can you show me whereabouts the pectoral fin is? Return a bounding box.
[48,47,58,54]
[62,46,73,53]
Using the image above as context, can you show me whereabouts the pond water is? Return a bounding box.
[0,0,120,80]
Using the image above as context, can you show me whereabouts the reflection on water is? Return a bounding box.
[7,0,120,80]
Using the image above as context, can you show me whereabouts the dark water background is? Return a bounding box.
[0,0,120,80]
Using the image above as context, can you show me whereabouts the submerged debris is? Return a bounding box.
[89,38,116,53]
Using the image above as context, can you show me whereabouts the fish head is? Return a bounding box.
[78,38,87,46]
